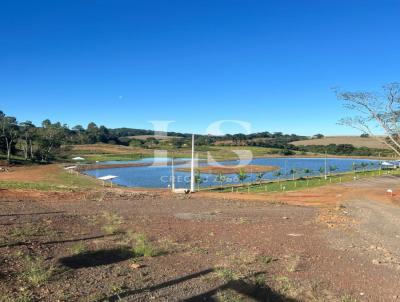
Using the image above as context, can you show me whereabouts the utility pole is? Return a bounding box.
[324,150,328,180]
[171,156,175,191]
[190,134,195,192]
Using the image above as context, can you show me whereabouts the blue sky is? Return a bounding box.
[1,0,399,135]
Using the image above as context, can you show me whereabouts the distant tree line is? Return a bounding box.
[2,109,390,163]
[293,144,393,157]
[0,110,142,162]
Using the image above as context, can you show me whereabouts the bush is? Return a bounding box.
[132,234,159,257]
[23,256,54,287]
[279,149,295,156]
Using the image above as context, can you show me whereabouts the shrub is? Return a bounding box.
[132,234,159,257]
[23,256,54,287]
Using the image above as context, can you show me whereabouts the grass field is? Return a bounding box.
[0,164,101,191]
[206,168,400,193]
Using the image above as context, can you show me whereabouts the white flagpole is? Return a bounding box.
[171,156,175,191]
[190,134,195,192]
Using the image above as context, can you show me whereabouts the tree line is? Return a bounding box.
[0,110,134,162]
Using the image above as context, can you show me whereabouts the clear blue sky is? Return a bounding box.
[1,0,399,135]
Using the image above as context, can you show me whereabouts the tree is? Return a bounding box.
[303,168,312,178]
[336,82,400,156]
[289,168,297,181]
[19,121,36,160]
[36,120,66,162]
[256,172,265,185]
[352,162,359,173]
[171,138,185,149]
[72,125,86,144]
[236,169,248,186]
[312,134,324,139]
[215,173,227,190]
[86,122,100,143]
[194,169,204,191]
[328,165,338,175]
[273,170,282,182]
[303,168,313,186]
[0,112,19,162]
[360,162,369,172]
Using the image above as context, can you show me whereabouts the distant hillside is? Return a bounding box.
[291,136,389,149]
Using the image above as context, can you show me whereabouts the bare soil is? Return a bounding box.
[1,176,400,301]
[292,136,389,149]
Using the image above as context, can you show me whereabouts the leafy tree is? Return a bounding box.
[336,82,400,156]
[72,125,86,144]
[279,149,295,156]
[0,112,19,162]
[35,120,66,162]
[289,168,297,180]
[194,169,204,191]
[273,170,282,182]
[98,126,110,143]
[171,138,185,149]
[215,173,227,189]
[129,139,143,147]
[256,172,265,185]
[19,121,36,160]
[360,162,369,172]
[236,169,248,186]
[303,168,313,178]
[86,122,100,143]
[328,165,338,175]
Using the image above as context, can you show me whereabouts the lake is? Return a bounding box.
[83,157,380,188]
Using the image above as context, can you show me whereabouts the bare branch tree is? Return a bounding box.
[335,82,400,157]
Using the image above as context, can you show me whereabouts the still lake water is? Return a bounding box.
[83,157,380,189]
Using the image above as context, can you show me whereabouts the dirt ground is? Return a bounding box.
[1,176,400,301]
[291,136,389,149]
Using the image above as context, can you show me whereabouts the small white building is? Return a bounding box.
[381,161,396,170]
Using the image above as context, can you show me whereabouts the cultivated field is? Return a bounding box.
[291,136,389,149]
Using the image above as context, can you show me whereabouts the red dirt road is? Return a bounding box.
[1,175,400,301]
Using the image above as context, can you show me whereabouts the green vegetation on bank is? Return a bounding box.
[0,168,100,191]
[205,169,400,194]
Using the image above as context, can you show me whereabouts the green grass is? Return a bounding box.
[207,169,400,194]
[101,212,124,235]
[0,168,101,191]
[23,256,54,287]
[341,295,358,302]
[132,234,161,257]
[83,153,148,162]
[215,268,239,281]
[9,224,44,240]
[53,169,101,188]
[0,180,66,191]
[69,242,87,255]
